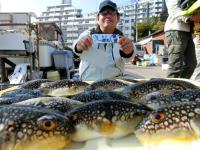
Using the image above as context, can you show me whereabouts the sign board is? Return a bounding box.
[92,34,119,44]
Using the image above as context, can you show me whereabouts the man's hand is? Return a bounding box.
[118,37,134,55]
[76,36,93,52]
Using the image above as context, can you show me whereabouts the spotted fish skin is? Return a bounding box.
[19,79,53,89]
[143,89,200,110]
[71,90,129,103]
[135,102,200,145]
[66,100,151,142]
[0,105,75,150]
[39,79,89,97]
[1,89,45,98]
[169,89,200,102]
[15,97,83,114]
[84,79,128,91]
[0,89,46,105]
[122,78,199,102]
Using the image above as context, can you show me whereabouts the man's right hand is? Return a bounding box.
[76,36,93,52]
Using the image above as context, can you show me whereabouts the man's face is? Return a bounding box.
[97,8,120,33]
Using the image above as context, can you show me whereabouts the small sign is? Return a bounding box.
[92,34,119,44]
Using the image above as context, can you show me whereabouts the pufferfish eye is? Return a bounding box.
[150,112,165,123]
[37,115,57,131]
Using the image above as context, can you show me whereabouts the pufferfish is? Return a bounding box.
[39,79,89,97]
[122,78,199,102]
[0,105,75,150]
[66,100,151,142]
[135,102,200,146]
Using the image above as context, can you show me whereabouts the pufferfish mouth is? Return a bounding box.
[12,135,71,150]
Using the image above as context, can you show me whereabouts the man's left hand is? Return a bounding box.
[118,37,134,55]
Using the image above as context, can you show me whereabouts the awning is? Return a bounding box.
[137,37,152,45]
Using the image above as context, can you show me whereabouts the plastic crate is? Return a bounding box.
[52,50,74,69]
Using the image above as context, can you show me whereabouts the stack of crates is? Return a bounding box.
[52,50,74,79]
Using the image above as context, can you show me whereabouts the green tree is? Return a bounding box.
[137,22,151,39]
[136,17,165,39]
[152,20,165,31]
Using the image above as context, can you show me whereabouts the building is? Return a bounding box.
[144,30,165,54]
[37,0,166,47]
[119,0,165,41]
[37,0,84,46]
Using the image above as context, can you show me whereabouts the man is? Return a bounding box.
[73,0,134,81]
[165,0,197,78]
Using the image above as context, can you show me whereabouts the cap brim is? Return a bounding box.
[99,5,117,13]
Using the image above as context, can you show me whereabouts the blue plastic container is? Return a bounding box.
[52,50,74,69]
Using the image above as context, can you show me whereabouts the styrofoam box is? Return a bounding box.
[65,134,200,150]
[1,78,200,149]
[0,13,30,24]
[65,135,144,150]
[64,78,200,150]
[0,31,28,50]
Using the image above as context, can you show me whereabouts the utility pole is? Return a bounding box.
[135,2,138,42]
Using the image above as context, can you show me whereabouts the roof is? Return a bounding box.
[137,37,152,45]
[137,30,164,45]
[37,22,62,35]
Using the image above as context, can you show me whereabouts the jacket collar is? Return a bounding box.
[90,25,123,36]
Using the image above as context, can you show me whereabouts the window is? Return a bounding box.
[125,27,129,30]
[125,20,129,23]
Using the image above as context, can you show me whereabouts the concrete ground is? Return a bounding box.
[124,63,167,79]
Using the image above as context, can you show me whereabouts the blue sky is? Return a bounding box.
[0,0,133,16]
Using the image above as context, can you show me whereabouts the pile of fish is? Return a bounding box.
[0,78,200,150]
